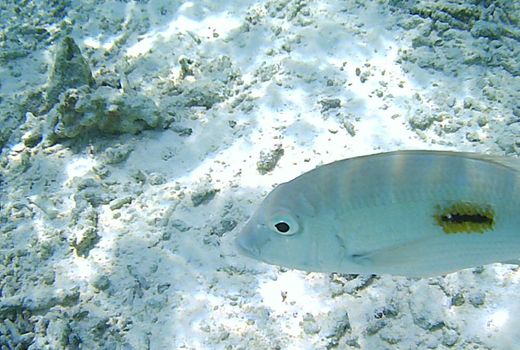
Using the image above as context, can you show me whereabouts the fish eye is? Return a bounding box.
[274,221,290,233]
[270,212,299,236]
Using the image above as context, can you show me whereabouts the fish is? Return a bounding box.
[235,150,520,277]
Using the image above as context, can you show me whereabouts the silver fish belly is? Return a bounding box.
[236,150,520,277]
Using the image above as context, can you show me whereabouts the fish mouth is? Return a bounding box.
[235,235,258,259]
[235,231,270,261]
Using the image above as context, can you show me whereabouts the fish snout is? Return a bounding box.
[235,223,270,260]
[235,234,258,259]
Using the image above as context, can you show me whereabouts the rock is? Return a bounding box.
[109,196,134,210]
[440,120,463,133]
[148,173,166,185]
[131,169,146,184]
[41,269,56,285]
[343,120,356,136]
[471,20,504,39]
[72,227,100,258]
[450,292,465,307]
[468,292,485,307]
[45,317,82,349]
[397,0,520,77]
[169,219,191,232]
[319,98,341,112]
[0,1,64,64]
[255,62,279,82]
[365,318,386,335]
[191,185,220,207]
[177,81,228,109]
[47,36,95,106]
[408,113,436,130]
[92,275,111,291]
[101,145,134,165]
[70,205,100,257]
[210,218,238,237]
[301,313,320,335]
[329,273,376,296]
[0,317,35,349]
[373,304,399,319]
[494,123,520,154]
[0,296,24,317]
[442,328,459,347]
[465,131,481,142]
[409,282,446,331]
[257,144,284,174]
[55,288,81,307]
[409,2,481,30]
[170,125,193,136]
[167,55,241,110]
[28,194,60,219]
[325,311,351,348]
[92,165,111,179]
[75,179,113,207]
[22,130,42,148]
[379,327,402,345]
[157,283,171,294]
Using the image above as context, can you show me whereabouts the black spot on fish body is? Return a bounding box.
[441,213,492,225]
[434,202,495,234]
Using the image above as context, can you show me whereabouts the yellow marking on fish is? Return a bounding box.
[434,202,495,234]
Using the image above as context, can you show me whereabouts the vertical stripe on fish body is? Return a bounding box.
[236,150,520,277]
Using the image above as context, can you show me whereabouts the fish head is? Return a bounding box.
[236,181,347,272]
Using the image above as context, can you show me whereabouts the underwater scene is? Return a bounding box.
[1,0,519,349]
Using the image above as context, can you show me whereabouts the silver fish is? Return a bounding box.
[236,150,520,277]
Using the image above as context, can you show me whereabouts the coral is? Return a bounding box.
[48,85,161,139]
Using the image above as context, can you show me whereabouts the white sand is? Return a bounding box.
[1,0,519,349]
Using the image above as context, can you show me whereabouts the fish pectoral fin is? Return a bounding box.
[350,253,372,266]
[349,246,416,270]
[348,237,450,277]
[350,236,432,266]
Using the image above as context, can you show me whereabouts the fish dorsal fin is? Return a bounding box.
[390,150,520,173]
[454,152,520,172]
[500,259,520,266]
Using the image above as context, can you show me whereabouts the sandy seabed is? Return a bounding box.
[1,0,520,349]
